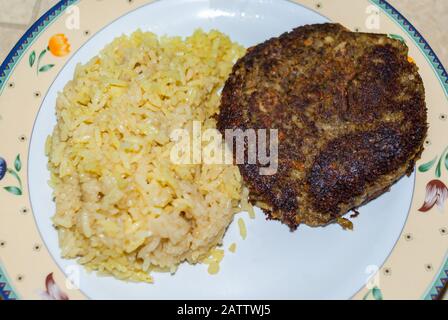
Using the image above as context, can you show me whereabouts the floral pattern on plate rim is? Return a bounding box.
[29,34,71,75]
[0,0,446,300]
[0,154,23,196]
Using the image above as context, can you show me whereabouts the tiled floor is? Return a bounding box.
[0,0,58,62]
[0,0,447,65]
[392,0,448,67]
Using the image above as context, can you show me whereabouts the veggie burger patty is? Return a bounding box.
[217,23,427,229]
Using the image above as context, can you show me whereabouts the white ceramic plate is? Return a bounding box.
[1,0,447,300]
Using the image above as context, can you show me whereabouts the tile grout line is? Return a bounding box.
[29,0,44,26]
[0,22,28,30]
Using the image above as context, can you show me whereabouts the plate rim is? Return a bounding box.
[0,0,447,300]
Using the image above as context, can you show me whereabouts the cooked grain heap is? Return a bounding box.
[46,30,246,282]
[218,23,427,229]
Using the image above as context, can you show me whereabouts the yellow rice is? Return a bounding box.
[46,29,246,282]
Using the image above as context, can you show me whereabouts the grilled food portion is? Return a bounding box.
[217,23,427,228]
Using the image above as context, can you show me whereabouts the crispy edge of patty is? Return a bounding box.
[217,23,428,228]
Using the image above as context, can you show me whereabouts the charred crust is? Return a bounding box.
[217,23,428,228]
[307,126,419,216]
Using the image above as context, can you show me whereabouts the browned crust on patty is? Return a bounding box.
[217,23,428,228]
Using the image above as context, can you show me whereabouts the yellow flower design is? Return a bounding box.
[48,34,71,57]
[29,34,71,75]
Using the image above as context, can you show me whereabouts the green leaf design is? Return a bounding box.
[38,64,55,73]
[363,287,383,300]
[36,49,48,75]
[7,169,22,189]
[38,49,47,61]
[445,153,448,171]
[372,287,383,300]
[388,34,406,43]
[29,51,36,67]
[4,186,22,196]
[14,154,21,172]
[436,157,443,178]
[418,156,437,173]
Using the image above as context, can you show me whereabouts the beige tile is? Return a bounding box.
[37,0,59,19]
[0,0,37,25]
[0,26,27,63]
[389,0,448,67]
